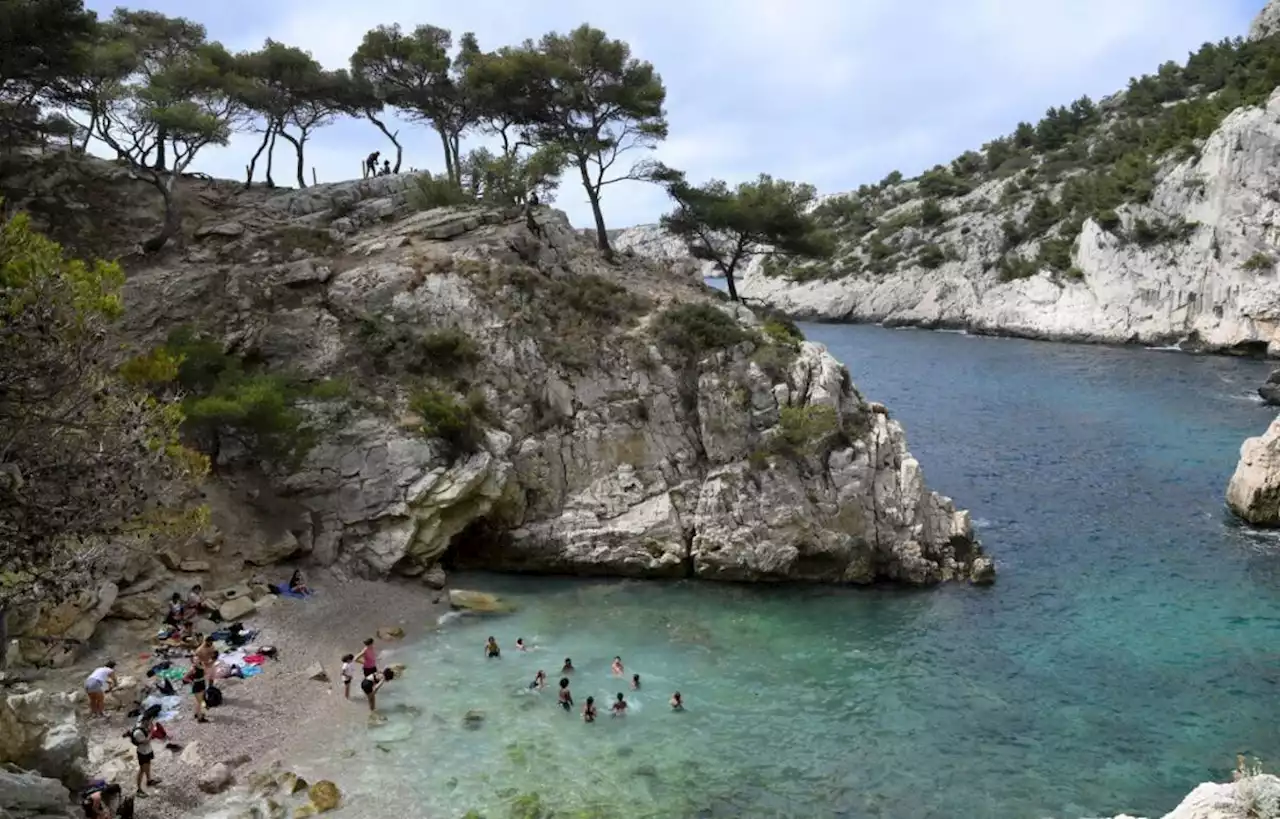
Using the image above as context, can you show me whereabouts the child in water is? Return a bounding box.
[485,637,500,658]
[611,656,624,676]
[611,692,628,716]
[561,657,574,674]
[515,638,526,651]
[557,678,573,711]
[583,696,597,722]
[670,692,684,711]
[529,670,546,690]
[631,673,641,690]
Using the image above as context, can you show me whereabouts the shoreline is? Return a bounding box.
[69,570,447,818]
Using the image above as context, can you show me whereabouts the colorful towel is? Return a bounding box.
[155,666,188,681]
[240,665,263,678]
[243,654,267,665]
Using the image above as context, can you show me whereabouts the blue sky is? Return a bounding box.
[83,0,1263,230]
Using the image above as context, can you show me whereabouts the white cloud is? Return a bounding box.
[82,0,1258,229]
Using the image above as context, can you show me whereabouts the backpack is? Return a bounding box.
[204,684,223,708]
[124,723,145,746]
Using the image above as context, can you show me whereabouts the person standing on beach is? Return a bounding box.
[193,637,218,681]
[84,661,117,718]
[355,637,377,677]
[341,654,354,699]
[361,668,394,713]
[130,704,163,798]
[189,667,209,723]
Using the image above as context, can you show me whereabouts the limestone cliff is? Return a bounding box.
[1226,415,1280,524]
[76,164,993,589]
[615,4,1280,356]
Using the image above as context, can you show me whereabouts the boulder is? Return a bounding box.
[109,594,162,621]
[307,780,341,812]
[194,221,245,239]
[0,689,85,784]
[219,596,257,623]
[376,626,404,640]
[249,584,273,601]
[448,590,514,614]
[281,771,308,794]
[1226,416,1280,525]
[423,564,447,590]
[463,709,485,728]
[198,762,234,794]
[0,763,71,815]
[244,532,303,567]
[1107,773,1280,819]
[306,663,328,682]
[1259,369,1280,406]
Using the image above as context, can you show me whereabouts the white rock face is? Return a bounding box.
[120,177,992,587]
[614,86,1280,356]
[1106,774,1280,819]
[1250,0,1280,40]
[1226,415,1280,524]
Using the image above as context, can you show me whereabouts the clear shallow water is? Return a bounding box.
[291,310,1280,819]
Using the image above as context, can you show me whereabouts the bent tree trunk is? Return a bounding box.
[437,127,455,185]
[153,128,167,172]
[274,129,307,188]
[364,110,403,173]
[245,125,273,189]
[578,160,612,259]
[265,127,277,188]
[142,178,181,254]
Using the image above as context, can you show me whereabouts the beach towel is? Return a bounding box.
[155,666,187,682]
[243,654,267,665]
[240,665,263,678]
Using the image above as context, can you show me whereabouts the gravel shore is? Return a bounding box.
[75,570,447,818]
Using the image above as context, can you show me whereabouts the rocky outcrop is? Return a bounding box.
[1226,415,1280,524]
[1251,0,1280,40]
[1109,774,1280,819]
[1258,370,1280,406]
[0,764,72,819]
[0,690,86,786]
[113,168,991,588]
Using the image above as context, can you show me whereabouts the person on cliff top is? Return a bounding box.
[355,637,377,677]
[130,704,164,798]
[341,654,354,699]
[557,677,573,711]
[611,656,624,676]
[670,692,684,711]
[361,667,394,713]
[561,658,574,674]
[528,670,546,690]
[380,159,392,176]
[188,666,209,723]
[84,661,118,718]
[582,696,597,723]
[364,151,379,178]
[485,636,501,658]
[610,692,628,716]
[631,673,641,690]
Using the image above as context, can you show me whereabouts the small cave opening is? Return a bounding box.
[441,516,513,572]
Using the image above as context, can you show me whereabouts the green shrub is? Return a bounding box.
[761,315,804,347]
[917,244,947,269]
[1036,237,1075,273]
[652,303,754,359]
[1127,216,1195,247]
[406,173,475,211]
[1242,251,1274,272]
[768,404,845,458]
[417,328,482,371]
[918,199,947,227]
[997,254,1040,282]
[409,387,488,458]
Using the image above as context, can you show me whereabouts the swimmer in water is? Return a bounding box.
[631,673,641,690]
[516,638,526,651]
[583,696,597,723]
[670,691,684,711]
[611,692,627,716]
[557,678,573,711]
[561,657,574,674]
[611,656,624,676]
[528,670,546,690]
[485,636,500,658]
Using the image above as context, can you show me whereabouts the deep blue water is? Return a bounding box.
[261,292,1280,819]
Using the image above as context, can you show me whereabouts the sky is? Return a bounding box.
[82,0,1264,230]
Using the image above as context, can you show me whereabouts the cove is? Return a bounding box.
[276,316,1280,819]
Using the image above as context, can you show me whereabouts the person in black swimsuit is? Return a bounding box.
[561,657,574,674]
[361,668,395,713]
[582,696,597,723]
[557,677,573,711]
[189,667,208,723]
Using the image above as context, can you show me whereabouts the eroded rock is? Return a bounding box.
[1227,416,1280,525]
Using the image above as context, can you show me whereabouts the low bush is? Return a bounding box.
[1242,251,1274,272]
[652,303,754,360]
[408,387,488,459]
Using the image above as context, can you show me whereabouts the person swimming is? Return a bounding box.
[561,657,574,674]
[631,673,641,690]
[485,637,500,659]
[670,692,684,711]
[611,656,624,676]
[557,678,573,711]
[516,638,526,651]
[528,670,546,690]
[611,692,628,716]
[583,696,597,723]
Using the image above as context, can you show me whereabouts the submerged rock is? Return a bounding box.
[448,590,514,613]
[307,780,341,812]
[1226,416,1280,525]
[1260,370,1280,406]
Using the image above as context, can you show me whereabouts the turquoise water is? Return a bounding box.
[303,316,1280,819]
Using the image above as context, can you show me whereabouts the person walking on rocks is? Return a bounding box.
[130,704,163,798]
[84,661,117,718]
[364,151,380,178]
[355,637,377,678]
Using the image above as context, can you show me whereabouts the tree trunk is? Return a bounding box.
[724,269,740,301]
[437,127,455,185]
[274,129,306,188]
[364,109,403,172]
[81,112,96,153]
[578,160,611,259]
[265,127,277,188]
[722,243,747,302]
[449,132,462,183]
[153,127,167,171]
[245,125,272,189]
[141,179,181,254]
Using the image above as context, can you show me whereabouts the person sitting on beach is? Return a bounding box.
[361,668,394,713]
[164,593,184,627]
[188,667,209,723]
[485,636,500,658]
[515,638,526,651]
[185,585,220,622]
[557,678,573,711]
[341,654,354,699]
[84,661,117,718]
[561,657,574,674]
[611,656,624,676]
[288,569,311,595]
[611,692,628,716]
[583,696,597,723]
[355,637,377,678]
[670,692,684,711]
[528,670,546,690]
[631,673,641,690]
